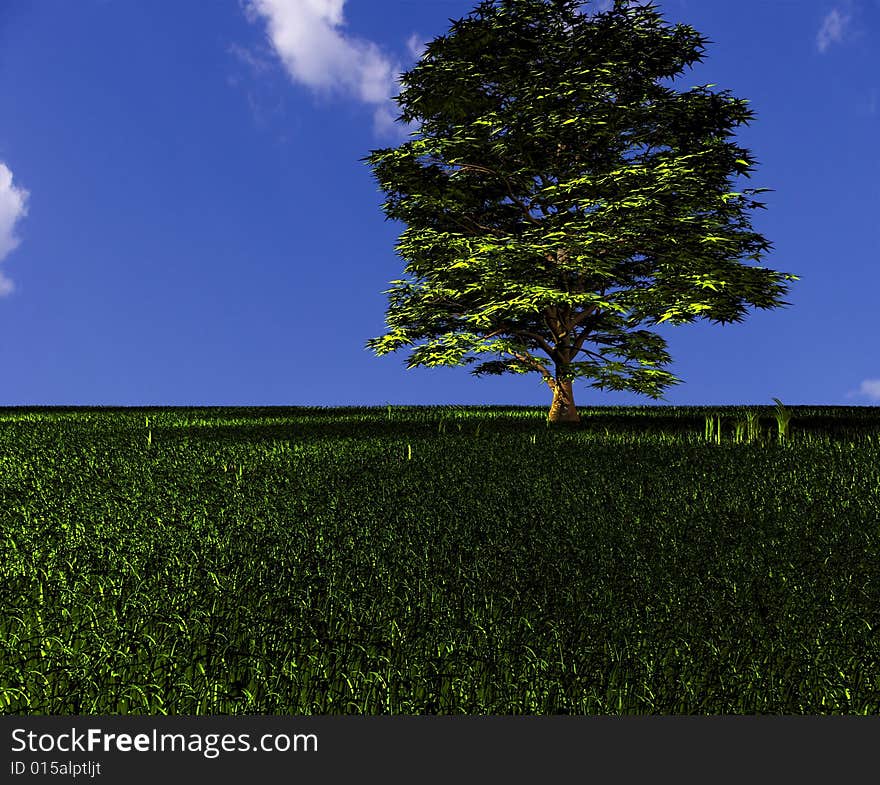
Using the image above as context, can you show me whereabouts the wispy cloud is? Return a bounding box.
[240,0,413,138]
[817,7,853,53]
[0,162,29,297]
[846,379,880,402]
[583,0,663,15]
[587,0,623,14]
[406,32,427,61]
[227,41,276,76]
[857,86,879,116]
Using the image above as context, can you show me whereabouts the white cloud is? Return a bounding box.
[848,379,880,402]
[241,0,413,138]
[0,162,30,297]
[372,103,401,137]
[406,32,427,60]
[817,8,852,53]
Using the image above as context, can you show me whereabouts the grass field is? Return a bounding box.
[2,403,879,714]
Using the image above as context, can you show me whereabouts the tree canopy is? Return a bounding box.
[362,0,799,422]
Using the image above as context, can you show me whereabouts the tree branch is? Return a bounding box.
[570,326,596,357]
[514,330,557,358]
[580,347,605,362]
[451,213,509,238]
[454,162,542,226]
[481,324,558,360]
[542,306,565,342]
[570,305,598,328]
[511,351,553,379]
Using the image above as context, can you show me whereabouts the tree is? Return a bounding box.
[362,0,799,424]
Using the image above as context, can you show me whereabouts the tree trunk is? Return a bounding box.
[547,377,580,424]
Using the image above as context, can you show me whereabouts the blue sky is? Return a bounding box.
[1,0,878,409]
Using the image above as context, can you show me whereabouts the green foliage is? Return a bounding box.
[2,405,879,714]
[708,399,797,446]
[363,0,798,405]
[772,397,793,443]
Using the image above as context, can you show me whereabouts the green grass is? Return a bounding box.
[1,403,879,714]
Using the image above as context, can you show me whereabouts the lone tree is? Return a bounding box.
[363,0,798,423]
